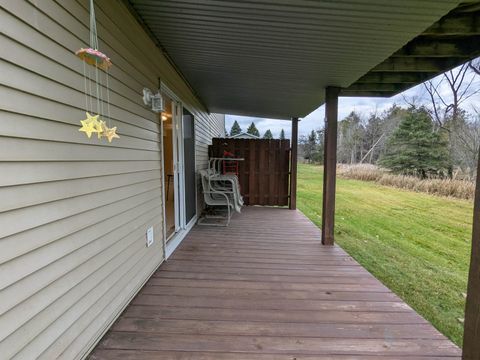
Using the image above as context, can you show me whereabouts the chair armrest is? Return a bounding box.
[205,190,235,194]
[204,191,232,207]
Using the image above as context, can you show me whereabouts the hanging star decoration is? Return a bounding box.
[78,112,120,142]
[76,0,119,143]
[95,119,106,139]
[102,121,120,143]
[79,112,101,138]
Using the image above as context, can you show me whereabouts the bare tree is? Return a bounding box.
[423,62,480,130]
[401,93,423,109]
[422,61,480,175]
[451,107,480,178]
[469,58,480,76]
[337,111,364,164]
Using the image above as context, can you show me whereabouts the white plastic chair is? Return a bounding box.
[207,159,244,209]
[197,169,234,226]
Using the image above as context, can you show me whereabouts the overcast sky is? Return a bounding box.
[225,67,480,139]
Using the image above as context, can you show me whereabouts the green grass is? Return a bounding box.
[297,163,472,347]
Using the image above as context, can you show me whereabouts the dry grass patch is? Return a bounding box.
[338,164,475,200]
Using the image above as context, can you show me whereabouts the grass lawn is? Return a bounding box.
[297,163,473,347]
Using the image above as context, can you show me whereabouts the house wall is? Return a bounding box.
[0,0,224,359]
[195,112,225,214]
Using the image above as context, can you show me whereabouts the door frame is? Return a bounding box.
[182,106,199,228]
[172,100,183,233]
[160,83,198,259]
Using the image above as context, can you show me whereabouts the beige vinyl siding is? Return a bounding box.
[0,0,223,359]
[194,112,225,213]
[196,112,226,171]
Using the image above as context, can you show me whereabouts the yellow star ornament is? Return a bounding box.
[78,112,119,142]
[96,120,106,139]
[79,112,101,138]
[103,125,120,143]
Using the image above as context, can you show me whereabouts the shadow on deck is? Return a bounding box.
[90,207,460,359]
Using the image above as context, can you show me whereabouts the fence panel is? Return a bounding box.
[209,138,291,206]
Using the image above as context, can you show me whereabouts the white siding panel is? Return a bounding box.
[0,88,159,142]
[0,161,161,187]
[0,190,158,265]
[194,112,225,213]
[0,0,224,359]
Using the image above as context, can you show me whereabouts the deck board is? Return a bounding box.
[89,207,460,359]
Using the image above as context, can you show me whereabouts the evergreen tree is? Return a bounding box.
[379,107,449,178]
[229,120,242,136]
[279,129,286,140]
[263,129,273,139]
[246,122,260,137]
[307,130,322,163]
[301,130,317,163]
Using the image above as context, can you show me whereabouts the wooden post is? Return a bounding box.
[289,117,299,210]
[322,87,340,245]
[463,155,480,359]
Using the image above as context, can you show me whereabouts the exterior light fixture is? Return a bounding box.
[151,93,164,113]
[142,88,164,113]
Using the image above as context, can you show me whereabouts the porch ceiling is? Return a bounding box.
[127,0,477,119]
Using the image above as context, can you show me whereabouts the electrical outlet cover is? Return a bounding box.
[146,226,154,247]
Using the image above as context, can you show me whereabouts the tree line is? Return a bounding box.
[300,62,480,179]
[228,120,286,140]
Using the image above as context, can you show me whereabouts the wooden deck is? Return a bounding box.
[90,207,460,359]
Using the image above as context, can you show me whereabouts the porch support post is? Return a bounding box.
[462,154,480,359]
[289,117,299,210]
[322,87,340,245]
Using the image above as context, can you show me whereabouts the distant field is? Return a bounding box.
[297,163,473,346]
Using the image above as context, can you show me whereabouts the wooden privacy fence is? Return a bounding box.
[209,138,291,206]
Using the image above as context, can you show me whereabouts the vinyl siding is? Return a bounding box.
[194,112,225,213]
[0,0,224,359]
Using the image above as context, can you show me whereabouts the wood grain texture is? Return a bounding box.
[290,117,298,209]
[90,207,460,359]
[210,138,290,206]
[462,152,480,359]
[322,86,340,245]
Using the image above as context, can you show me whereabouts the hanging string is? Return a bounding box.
[89,0,98,50]
[83,60,88,113]
[88,66,93,114]
[94,61,101,115]
[91,0,102,118]
[105,68,112,127]
[100,71,105,121]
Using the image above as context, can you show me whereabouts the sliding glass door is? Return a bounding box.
[183,108,196,225]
